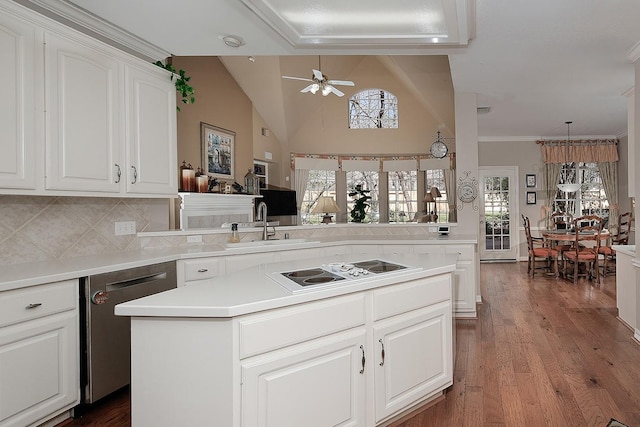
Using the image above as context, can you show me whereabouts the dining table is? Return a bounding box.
[541,229,611,279]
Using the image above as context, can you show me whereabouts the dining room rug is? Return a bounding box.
[606,418,629,427]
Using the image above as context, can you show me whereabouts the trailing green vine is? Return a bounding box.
[154,61,195,111]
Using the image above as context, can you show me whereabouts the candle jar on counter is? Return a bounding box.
[181,164,195,192]
[196,175,208,193]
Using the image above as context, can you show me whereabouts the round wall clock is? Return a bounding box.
[458,182,477,203]
[429,140,448,159]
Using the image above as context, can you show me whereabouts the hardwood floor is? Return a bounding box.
[60,262,640,427]
[392,262,640,427]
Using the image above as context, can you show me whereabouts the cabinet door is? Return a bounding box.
[373,304,452,423]
[0,11,37,190]
[241,328,366,427]
[124,64,177,195]
[44,31,122,193]
[0,310,79,426]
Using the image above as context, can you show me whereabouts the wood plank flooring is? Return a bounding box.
[392,262,640,427]
[60,262,640,427]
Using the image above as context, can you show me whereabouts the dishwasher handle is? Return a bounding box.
[105,272,168,292]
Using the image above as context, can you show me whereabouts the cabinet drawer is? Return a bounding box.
[0,279,77,328]
[372,275,451,321]
[238,293,366,359]
[444,245,474,260]
[182,258,221,282]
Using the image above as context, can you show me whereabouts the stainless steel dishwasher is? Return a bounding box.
[79,261,177,404]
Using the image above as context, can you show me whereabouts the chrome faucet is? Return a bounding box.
[257,201,269,240]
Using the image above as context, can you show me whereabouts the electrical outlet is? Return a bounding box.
[187,235,202,243]
[115,221,136,236]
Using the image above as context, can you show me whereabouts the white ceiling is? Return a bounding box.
[31,0,640,141]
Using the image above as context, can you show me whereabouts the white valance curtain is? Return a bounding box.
[341,159,380,172]
[382,159,417,172]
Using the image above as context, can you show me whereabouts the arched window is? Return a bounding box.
[348,89,398,129]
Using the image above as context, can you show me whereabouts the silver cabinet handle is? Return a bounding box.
[197,269,208,273]
[359,345,366,374]
[114,164,121,183]
[26,303,42,309]
[131,166,138,184]
[379,339,385,366]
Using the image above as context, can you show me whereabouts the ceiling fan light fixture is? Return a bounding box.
[309,83,319,94]
[322,85,331,96]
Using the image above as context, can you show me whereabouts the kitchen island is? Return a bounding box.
[116,253,457,427]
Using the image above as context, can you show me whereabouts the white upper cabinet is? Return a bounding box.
[0,2,177,197]
[44,30,122,193]
[0,8,37,190]
[124,63,177,195]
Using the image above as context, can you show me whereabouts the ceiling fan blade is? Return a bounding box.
[327,79,355,87]
[282,75,314,82]
[312,69,324,81]
[326,85,344,97]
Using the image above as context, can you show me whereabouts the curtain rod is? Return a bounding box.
[535,138,618,145]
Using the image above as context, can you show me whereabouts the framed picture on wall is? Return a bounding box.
[526,174,536,188]
[201,122,235,180]
[526,191,536,205]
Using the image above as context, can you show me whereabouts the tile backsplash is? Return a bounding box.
[0,195,169,265]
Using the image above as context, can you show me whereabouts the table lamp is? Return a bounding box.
[423,187,441,222]
[311,196,340,224]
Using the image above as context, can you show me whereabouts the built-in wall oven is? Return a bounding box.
[78,261,177,405]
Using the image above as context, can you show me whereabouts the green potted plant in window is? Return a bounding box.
[349,184,371,223]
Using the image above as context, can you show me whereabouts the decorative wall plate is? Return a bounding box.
[456,171,479,211]
[458,182,477,203]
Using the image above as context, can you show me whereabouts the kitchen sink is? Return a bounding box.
[224,238,318,249]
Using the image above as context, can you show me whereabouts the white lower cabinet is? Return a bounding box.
[414,244,477,318]
[127,273,453,427]
[241,328,367,427]
[373,304,452,422]
[0,280,79,427]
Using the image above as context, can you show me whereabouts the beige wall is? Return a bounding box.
[171,56,255,186]
[252,108,284,187]
[287,56,446,155]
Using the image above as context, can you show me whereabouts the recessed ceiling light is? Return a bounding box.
[221,35,244,48]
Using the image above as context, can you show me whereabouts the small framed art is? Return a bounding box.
[526,191,536,205]
[526,174,536,188]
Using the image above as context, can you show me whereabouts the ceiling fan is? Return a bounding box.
[282,57,355,97]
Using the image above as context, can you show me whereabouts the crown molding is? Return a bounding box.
[13,0,171,62]
[479,134,621,143]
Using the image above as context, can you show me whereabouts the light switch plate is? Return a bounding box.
[115,221,136,235]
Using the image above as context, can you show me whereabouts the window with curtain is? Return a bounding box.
[424,169,449,223]
[348,89,398,129]
[346,171,379,223]
[555,162,608,218]
[388,171,417,223]
[301,170,336,224]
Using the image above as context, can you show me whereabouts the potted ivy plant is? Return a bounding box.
[154,60,195,111]
[349,184,371,223]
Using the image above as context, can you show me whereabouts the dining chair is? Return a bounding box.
[562,215,604,285]
[522,214,558,278]
[549,211,574,262]
[599,211,633,276]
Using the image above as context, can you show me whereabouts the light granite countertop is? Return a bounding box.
[0,234,477,292]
